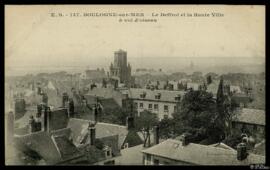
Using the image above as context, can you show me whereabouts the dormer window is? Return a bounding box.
[175,94,181,101]
[155,93,161,99]
[103,146,112,158]
[140,92,146,98]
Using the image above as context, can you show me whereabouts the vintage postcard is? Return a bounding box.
[5,5,265,166]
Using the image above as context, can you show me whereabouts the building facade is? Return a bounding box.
[142,139,265,165]
[122,88,184,120]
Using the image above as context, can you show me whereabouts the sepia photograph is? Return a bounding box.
[5,5,266,166]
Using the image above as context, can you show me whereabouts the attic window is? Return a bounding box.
[140,92,146,98]
[155,93,161,99]
[175,95,181,101]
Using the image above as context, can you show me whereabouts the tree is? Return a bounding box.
[134,110,159,147]
[100,107,128,125]
[207,75,212,85]
[172,90,221,143]
[216,77,238,139]
[159,117,174,139]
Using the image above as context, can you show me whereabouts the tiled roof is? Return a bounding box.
[114,144,144,165]
[14,128,83,164]
[142,139,265,165]
[253,140,265,156]
[127,88,185,102]
[52,135,81,160]
[233,108,265,126]
[67,118,129,149]
[14,131,63,164]
[86,87,115,99]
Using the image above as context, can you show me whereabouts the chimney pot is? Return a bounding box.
[180,133,192,146]
[154,125,159,145]
[126,116,134,130]
[237,142,248,161]
[29,115,36,133]
[88,123,96,146]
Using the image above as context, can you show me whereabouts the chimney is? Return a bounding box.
[82,98,87,107]
[94,104,98,123]
[88,123,96,146]
[180,133,191,146]
[29,115,36,133]
[44,106,50,132]
[69,99,75,118]
[126,116,134,130]
[42,93,48,106]
[37,104,42,117]
[237,142,248,161]
[62,93,69,107]
[37,87,41,95]
[153,125,159,145]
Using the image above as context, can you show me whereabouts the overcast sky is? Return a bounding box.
[5,5,265,74]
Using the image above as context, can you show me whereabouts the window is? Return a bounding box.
[154,104,159,110]
[149,104,153,110]
[107,150,111,157]
[139,103,144,108]
[164,115,168,119]
[155,93,161,99]
[164,105,169,112]
[140,92,146,98]
[134,102,138,109]
[174,106,177,112]
[175,96,181,101]
[153,159,159,165]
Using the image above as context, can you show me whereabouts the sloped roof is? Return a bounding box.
[208,142,235,151]
[86,87,115,99]
[52,135,81,160]
[14,128,83,165]
[47,81,56,90]
[14,131,62,164]
[142,139,265,165]
[253,140,265,156]
[67,118,129,149]
[233,108,265,126]
[114,144,144,165]
[127,88,185,102]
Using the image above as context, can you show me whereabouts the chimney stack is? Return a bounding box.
[88,123,96,146]
[62,93,69,107]
[42,93,48,106]
[237,142,248,161]
[180,133,191,146]
[37,87,41,95]
[69,99,75,118]
[29,115,36,133]
[153,125,160,145]
[44,106,50,132]
[37,104,42,117]
[126,116,134,130]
